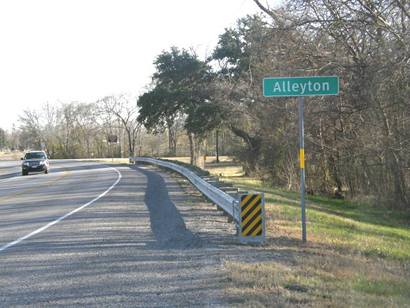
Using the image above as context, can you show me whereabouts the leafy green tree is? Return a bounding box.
[138,47,223,165]
[210,15,278,175]
[138,86,180,155]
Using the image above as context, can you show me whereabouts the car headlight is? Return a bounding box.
[39,161,45,165]
[23,162,30,166]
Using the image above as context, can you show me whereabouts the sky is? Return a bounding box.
[0,0,279,131]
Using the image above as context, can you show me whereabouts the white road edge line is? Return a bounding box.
[0,165,122,253]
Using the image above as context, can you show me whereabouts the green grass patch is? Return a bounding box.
[221,176,410,307]
[354,277,410,297]
[225,177,410,261]
[161,157,410,306]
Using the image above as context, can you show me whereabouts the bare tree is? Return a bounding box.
[99,95,141,157]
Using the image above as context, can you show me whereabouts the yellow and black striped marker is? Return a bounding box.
[240,193,263,237]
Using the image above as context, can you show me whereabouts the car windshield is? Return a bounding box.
[25,152,46,160]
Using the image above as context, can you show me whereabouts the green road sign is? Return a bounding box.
[262,75,339,243]
[263,76,339,97]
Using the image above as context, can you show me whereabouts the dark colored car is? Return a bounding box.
[21,151,49,176]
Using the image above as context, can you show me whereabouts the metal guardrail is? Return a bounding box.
[133,157,241,224]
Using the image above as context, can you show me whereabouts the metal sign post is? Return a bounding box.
[107,135,118,163]
[298,97,306,242]
[263,76,339,243]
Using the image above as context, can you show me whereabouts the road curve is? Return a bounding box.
[0,160,249,307]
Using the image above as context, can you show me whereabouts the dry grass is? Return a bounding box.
[79,158,131,164]
[160,156,192,164]
[225,245,410,307]
[227,191,409,306]
[0,151,23,160]
[163,157,410,307]
[162,156,244,177]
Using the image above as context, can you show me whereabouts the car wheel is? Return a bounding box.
[22,171,28,176]
[44,169,48,174]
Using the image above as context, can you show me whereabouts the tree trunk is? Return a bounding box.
[188,132,195,165]
[126,128,134,157]
[229,125,262,175]
[215,130,220,163]
[167,122,177,156]
[387,148,408,207]
[377,99,408,207]
[188,132,205,167]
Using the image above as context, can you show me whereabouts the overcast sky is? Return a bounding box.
[0,0,280,131]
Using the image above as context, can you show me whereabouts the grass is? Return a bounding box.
[0,151,23,160]
[226,177,410,261]
[80,158,131,164]
[225,256,410,307]
[156,156,408,307]
[203,156,244,177]
[162,156,244,177]
[159,157,210,176]
[220,176,410,307]
[159,156,410,306]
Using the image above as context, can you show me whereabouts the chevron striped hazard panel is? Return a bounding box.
[239,193,265,243]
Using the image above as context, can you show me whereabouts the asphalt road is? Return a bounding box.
[0,160,258,307]
[0,160,21,180]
